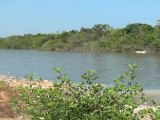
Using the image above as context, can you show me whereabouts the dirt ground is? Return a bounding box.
[0,81,18,119]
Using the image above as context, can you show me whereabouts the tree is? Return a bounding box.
[123,23,154,34]
[155,19,160,40]
[91,24,112,39]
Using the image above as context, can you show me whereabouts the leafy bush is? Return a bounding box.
[11,64,157,120]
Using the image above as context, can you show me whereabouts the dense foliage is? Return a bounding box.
[11,65,160,120]
[0,22,160,53]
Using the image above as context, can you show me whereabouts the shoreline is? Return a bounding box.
[1,74,160,102]
[0,74,53,89]
[1,48,160,55]
[1,74,160,105]
[1,74,160,94]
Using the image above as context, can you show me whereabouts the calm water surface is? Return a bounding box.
[0,50,160,103]
[0,50,160,89]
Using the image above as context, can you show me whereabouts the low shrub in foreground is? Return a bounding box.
[11,64,160,120]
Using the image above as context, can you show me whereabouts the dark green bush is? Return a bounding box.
[11,64,158,120]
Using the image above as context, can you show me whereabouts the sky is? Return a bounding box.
[0,0,160,37]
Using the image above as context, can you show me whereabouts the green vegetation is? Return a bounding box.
[0,21,160,53]
[11,65,160,120]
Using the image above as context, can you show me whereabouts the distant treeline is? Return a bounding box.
[0,22,160,53]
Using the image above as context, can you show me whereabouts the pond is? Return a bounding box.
[0,50,160,104]
[0,50,160,89]
[0,50,160,103]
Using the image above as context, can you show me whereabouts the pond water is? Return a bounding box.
[0,50,160,103]
[0,50,160,88]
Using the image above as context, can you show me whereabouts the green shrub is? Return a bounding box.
[11,64,154,120]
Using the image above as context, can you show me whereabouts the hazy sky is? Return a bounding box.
[0,0,160,37]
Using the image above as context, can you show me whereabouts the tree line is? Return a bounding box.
[0,22,160,53]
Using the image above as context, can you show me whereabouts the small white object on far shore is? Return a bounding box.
[135,51,147,54]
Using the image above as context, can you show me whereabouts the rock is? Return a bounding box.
[0,75,54,89]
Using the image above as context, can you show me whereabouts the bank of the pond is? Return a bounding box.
[0,75,160,120]
[1,74,160,104]
[0,75,53,89]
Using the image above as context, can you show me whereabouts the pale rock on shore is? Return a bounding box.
[0,74,53,89]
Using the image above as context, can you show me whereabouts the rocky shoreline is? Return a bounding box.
[0,74,53,89]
